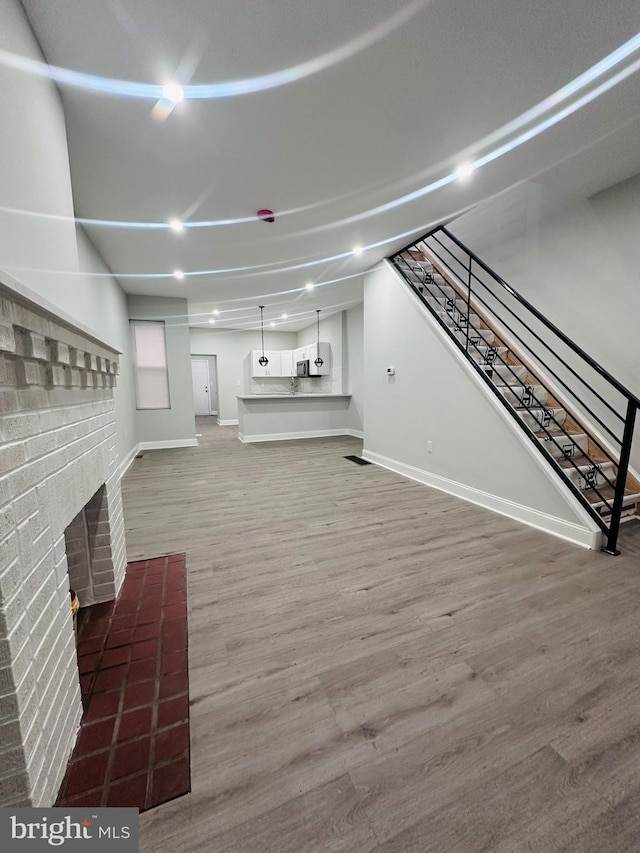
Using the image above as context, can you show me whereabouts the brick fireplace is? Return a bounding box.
[0,284,127,806]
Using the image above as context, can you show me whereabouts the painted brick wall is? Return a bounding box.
[0,284,126,807]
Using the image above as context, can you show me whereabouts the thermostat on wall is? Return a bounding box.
[386,367,395,376]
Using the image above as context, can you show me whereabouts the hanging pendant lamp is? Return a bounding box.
[314,309,324,367]
[258,305,269,366]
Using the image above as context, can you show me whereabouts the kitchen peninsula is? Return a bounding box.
[237,393,352,442]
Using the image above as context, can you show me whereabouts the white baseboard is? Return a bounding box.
[361,449,602,550]
[138,438,199,450]
[345,428,364,439]
[217,418,239,426]
[239,428,351,443]
[118,442,141,479]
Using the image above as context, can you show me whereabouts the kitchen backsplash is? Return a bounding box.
[249,367,342,396]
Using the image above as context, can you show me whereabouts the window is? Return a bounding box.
[130,320,170,409]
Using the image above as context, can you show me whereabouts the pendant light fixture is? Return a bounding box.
[258,305,268,366]
[314,309,324,368]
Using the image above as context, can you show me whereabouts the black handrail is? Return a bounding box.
[424,236,624,450]
[391,227,639,555]
[427,233,626,429]
[432,226,640,408]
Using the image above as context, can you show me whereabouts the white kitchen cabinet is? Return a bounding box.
[251,350,282,377]
[308,342,331,375]
[280,350,295,377]
[251,345,330,377]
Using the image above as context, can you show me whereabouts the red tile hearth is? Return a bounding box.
[56,554,191,812]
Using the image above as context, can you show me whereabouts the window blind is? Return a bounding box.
[130,320,170,409]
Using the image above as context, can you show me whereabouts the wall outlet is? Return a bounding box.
[427,440,433,452]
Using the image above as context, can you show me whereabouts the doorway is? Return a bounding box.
[191,356,218,415]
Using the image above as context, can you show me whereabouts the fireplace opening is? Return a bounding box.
[63,485,115,611]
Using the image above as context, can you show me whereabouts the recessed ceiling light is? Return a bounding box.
[211,309,220,315]
[173,269,184,280]
[352,245,363,256]
[270,322,276,327]
[208,318,215,325]
[163,82,184,104]
[305,282,314,291]
[455,162,474,180]
[169,218,184,232]
[281,313,288,319]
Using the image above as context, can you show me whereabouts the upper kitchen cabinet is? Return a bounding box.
[280,350,295,378]
[307,343,331,376]
[251,345,331,377]
[251,350,283,377]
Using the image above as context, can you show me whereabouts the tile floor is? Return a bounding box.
[57,554,190,810]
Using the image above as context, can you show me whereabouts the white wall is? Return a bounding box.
[189,328,297,423]
[0,0,78,298]
[363,262,600,547]
[0,0,122,337]
[76,230,136,466]
[449,176,640,470]
[344,304,364,435]
[0,0,136,467]
[298,311,343,362]
[128,296,196,446]
[594,172,640,272]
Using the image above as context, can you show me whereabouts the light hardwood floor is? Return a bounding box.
[122,418,640,852]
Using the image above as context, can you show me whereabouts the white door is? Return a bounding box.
[191,358,211,415]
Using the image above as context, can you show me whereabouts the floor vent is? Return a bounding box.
[344,455,371,465]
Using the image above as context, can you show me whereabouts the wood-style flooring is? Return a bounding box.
[122,418,640,852]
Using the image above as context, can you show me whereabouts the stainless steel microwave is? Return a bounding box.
[296,359,309,377]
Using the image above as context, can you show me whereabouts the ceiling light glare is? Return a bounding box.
[208,318,215,325]
[455,162,474,180]
[270,322,276,327]
[211,308,220,315]
[352,245,363,256]
[169,218,184,232]
[281,313,288,319]
[173,269,184,280]
[162,82,184,104]
[305,282,314,291]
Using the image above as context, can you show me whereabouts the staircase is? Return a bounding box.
[392,227,640,554]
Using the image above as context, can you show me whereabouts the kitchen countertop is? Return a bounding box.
[237,394,352,400]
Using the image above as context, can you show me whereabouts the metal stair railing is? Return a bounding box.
[390,226,640,555]
[396,250,617,512]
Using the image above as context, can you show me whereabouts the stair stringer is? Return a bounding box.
[362,261,603,549]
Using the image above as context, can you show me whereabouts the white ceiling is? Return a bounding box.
[20,0,640,331]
